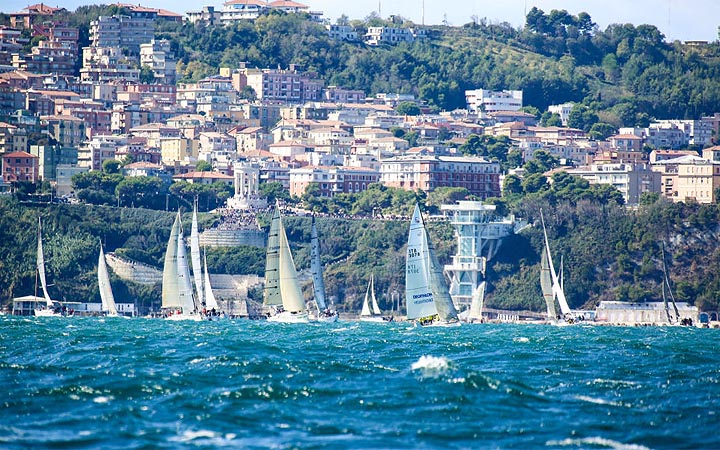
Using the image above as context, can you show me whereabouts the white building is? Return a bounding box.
[326,24,358,41]
[548,102,574,126]
[465,89,523,114]
[139,39,176,85]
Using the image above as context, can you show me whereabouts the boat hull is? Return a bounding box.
[165,313,202,321]
[34,308,60,317]
[267,310,309,323]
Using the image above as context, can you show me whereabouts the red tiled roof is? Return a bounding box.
[269,0,308,8]
[3,151,36,158]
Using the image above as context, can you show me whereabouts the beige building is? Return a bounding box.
[652,154,720,204]
[563,163,660,205]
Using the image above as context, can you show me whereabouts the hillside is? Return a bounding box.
[3,196,720,314]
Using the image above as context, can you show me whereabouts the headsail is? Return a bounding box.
[361,274,381,316]
[203,248,219,310]
[277,214,305,313]
[98,241,118,315]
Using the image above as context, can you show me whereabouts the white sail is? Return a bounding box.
[36,218,53,307]
[361,274,383,317]
[162,213,182,309]
[467,281,486,321]
[190,203,204,309]
[310,216,327,310]
[370,274,381,315]
[98,242,118,316]
[277,215,306,313]
[263,207,282,307]
[540,211,571,316]
[405,205,439,320]
[203,248,219,310]
[540,246,556,319]
[176,226,197,314]
[405,204,458,323]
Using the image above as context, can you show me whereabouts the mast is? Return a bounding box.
[426,216,458,323]
[310,216,327,310]
[661,242,680,323]
[190,201,204,308]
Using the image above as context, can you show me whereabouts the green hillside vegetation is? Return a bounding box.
[2,193,719,314]
[151,9,720,124]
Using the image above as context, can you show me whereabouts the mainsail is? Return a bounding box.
[162,213,182,309]
[405,204,458,323]
[36,217,53,307]
[98,241,118,316]
[176,223,197,314]
[540,247,556,319]
[263,207,282,307]
[190,203,204,308]
[310,216,327,310]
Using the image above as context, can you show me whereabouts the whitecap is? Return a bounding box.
[411,355,452,377]
[514,337,530,343]
[93,396,113,403]
[574,395,623,407]
[170,430,217,442]
[330,325,359,333]
[546,436,651,449]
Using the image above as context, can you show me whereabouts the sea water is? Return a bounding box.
[1,317,718,449]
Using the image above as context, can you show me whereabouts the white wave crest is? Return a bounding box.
[411,355,452,376]
[546,436,650,450]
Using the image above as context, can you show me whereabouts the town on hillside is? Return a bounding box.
[0,2,719,209]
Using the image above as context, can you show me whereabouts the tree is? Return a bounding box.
[589,122,617,141]
[102,159,121,174]
[259,181,289,204]
[196,161,212,172]
[503,175,523,195]
[395,101,421,116]
[139,65,155,84]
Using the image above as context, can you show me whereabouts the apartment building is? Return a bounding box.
[380,154,501,199]
[289,165,381,197]
[232,66,324,103]
[465,89,523,114]
[139,40,177,85]
[2,150,39,183]
[90,15,155,55]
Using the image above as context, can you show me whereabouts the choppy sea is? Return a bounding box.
[1,317,718,449]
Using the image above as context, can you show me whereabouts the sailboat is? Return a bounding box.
[202,247,225,320]
[539,210,575,324]
[98,241,119,317]
[465,281,486,323]
[309,216,338,322]
[33,217,60,317]
[405,204,460,327]
[263,206,308,323]
[162,212,201,321]
[359,274,392,322]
